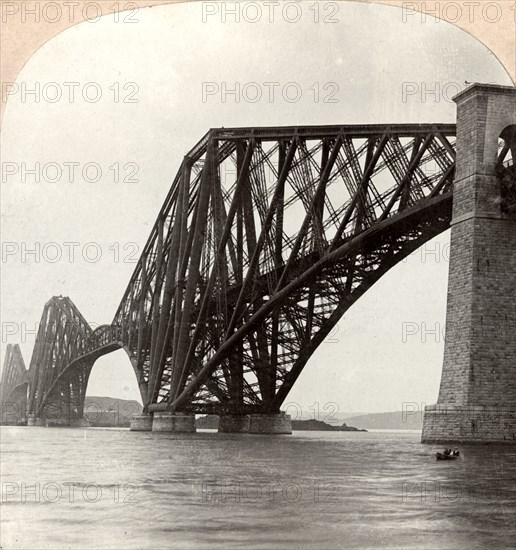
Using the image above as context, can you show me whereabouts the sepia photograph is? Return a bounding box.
[1,1,515,549]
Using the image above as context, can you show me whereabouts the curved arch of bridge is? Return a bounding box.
[31,324,147,421]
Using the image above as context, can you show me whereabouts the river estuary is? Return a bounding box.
[1,427,515,549]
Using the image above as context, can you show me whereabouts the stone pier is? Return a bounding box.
[152,412,196,433]
[130,413,153,431]
[248,413,292,434]
[422,84,516,443]
[27,414,45,427]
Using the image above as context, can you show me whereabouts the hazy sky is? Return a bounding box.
[1,1,512,413]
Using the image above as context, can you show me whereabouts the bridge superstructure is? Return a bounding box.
[1,84,514,439]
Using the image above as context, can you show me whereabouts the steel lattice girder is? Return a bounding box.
[109,124,459,415]
[20,298,123,419]
[0,344,27,401]
[0,344,28,421]
[497,129,515,212]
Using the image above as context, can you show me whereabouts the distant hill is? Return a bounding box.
[84,396,142,427]
[85,396,142,413]
[292,419,366,432]
[194,416,367,431]
[344,411,423,430]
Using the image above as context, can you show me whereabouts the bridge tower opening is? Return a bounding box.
[422,84,516,443]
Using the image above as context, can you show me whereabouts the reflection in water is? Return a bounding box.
[1,427,515,549]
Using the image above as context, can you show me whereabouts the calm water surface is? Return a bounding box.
[1,427,515,549]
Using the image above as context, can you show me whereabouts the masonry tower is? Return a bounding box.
[422,83,516,443]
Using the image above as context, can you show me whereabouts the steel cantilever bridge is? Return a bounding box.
[1,123,513,424]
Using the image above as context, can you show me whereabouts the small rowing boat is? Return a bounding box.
[436,451,459,460]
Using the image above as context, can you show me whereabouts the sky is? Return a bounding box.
[1,1,512,413]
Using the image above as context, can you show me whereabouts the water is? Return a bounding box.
[1,427,515,549]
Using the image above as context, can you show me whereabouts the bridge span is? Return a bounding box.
[1,84,515,440]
